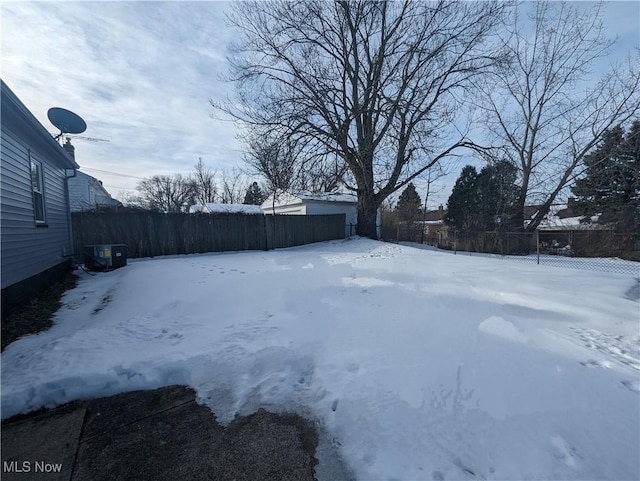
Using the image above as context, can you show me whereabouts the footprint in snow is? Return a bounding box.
[620,379,640,393]
[346,362,360,374]
[580,359,612,369]
[624,278,640,301]
[551,435,581,468]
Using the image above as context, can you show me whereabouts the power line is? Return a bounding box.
[80,167,146,180]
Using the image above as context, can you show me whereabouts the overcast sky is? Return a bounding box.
[2,1,639,207]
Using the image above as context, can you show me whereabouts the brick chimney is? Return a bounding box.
[567,197,576,216]
[63,137,75,161]
[438,205,444,220]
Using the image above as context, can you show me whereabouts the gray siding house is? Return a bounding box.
[1,81,79,310]
[68,169,121,212]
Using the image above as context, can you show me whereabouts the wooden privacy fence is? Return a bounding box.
[72,211,346,260]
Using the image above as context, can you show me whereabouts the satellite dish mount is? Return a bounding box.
[47,107,87,142]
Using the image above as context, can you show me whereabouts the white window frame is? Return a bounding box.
[30,155,46,224]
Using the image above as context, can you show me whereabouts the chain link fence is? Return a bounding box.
[388,222,640,276]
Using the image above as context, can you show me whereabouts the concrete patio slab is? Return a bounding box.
[1,385,333,481]
[1,403,86,481]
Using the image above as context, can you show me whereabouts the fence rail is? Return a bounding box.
[438,230,640,262]
[387,221,640,261]
[72,211,345,260]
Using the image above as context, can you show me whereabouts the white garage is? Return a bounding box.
[261,191,362,237]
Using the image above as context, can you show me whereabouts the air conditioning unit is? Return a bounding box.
[83,244,127,271]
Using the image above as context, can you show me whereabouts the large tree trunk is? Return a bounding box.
[511,187,528,232]
[356,189,379,239]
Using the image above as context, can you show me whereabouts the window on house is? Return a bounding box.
[30,157,45,223]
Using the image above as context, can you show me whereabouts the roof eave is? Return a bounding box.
[1,80,80,170]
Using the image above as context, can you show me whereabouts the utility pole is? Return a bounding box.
[420,173,431,244]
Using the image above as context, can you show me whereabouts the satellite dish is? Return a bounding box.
[47,107,87,139]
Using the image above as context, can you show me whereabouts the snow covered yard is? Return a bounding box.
[2,238,638,480]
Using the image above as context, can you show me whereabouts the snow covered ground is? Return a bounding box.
[2,238,638,480]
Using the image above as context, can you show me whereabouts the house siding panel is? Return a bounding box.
[1,124,73,289]
[68,173,90,211]
[306,201,357,221]
[68,171,120,211]
[305,201,358,236]
[265,205,306,215]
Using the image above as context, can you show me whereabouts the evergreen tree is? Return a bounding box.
[395,183,422,222]
[445,162,519,235]
[243,182,266,205]
[572,122,640,231]
[445,166,480,233]
[477,160,519,230]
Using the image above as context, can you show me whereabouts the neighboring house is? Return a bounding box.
[522,199,601,232]
[1,80,79,310]
[526,200,610,255]
[189,203,263,215]
[395,205,449,244]
[261,191,374,238]
[421,205,448,240]
[68,169,121,212]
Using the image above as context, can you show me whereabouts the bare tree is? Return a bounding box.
[116,190,133,206]
[471,1,640,232]
[243,127,349,196]
[134,174,196,213]
[243,129,298,194]
[215,0,506,238]
[298,154,350,193]
[192,158,218,206]
[219,166,250,204]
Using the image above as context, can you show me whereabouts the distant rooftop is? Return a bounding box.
[189,203,263,215]
[527,203,602,231]
[295,192,357,203]
[261,190,357,209]
[263,191,356,204]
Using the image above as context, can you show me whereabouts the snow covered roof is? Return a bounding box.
[189,203,263,215]
[261,190,357,209]
[297,192,357,203]
[400,220,445,226]
[527,204,603,231]
[537,215,601,231]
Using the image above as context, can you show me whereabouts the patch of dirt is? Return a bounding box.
[1,272,78,352]
[210,408,319,481]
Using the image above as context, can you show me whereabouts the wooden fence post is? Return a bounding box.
[264,215,272,251]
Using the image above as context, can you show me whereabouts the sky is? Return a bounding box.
[1,1,639,207]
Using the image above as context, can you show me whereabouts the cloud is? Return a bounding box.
[2,1,240,196]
